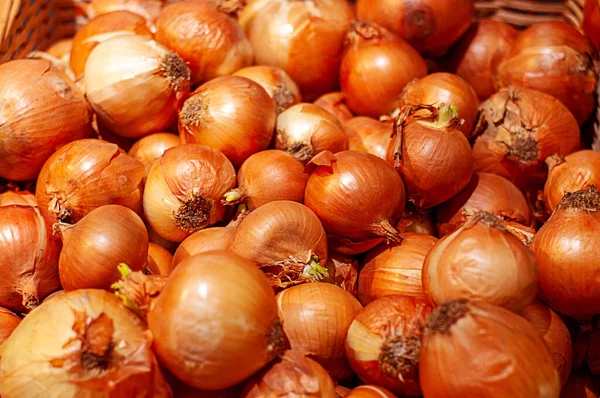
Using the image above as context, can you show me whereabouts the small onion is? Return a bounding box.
[275,103,348,164]
[128,132,180,180]
[358,232,437,305]
[314,92,354,124]
[78,0,164,23]
[344,117,392,160]
[145,243,173,277]
[340,21,427,118]
[143,144,236,242]
[305,150,406,254]
[346,295,432,395]
[222,150,308,210]
[420,299,560,397]
[346,386,395,398]
[323,252,360,298]
[85,35,191,139]
[234,66,302,114]
[36,139,145,223]
[156,0,253,85]
[276,282,363,379]
[560,370,600,398]
[0,190,37,207]
[0,60,93,181]
[0,307,20,345]
[179,76,277,168]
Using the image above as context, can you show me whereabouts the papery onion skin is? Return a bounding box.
[0,190,37,207]
[143,144,236,242]
[276,282,363,380]
[359,233,437,305]
[436,172,530,238]
[128,132,180,180]
[0,289,171,398]
[145,243,173,277]
[234,66,302,114]
[172,225,236,267]
[314,92,354,124]
[0,60,93,181]
[344,117,391,160]
[179,76,276,168]
[340,21,427,118]
[356,0,474,57]
[242,350,336,398]
[156,0,253,85]
[543,151,600,212]
[346,295,432,395]
[473,87,580,192]
[497,21,597,125]
[346,386,396,398]
[0,307,20,345]
[560,370,600,398]
[420,299,561,398]
[322,252,360,298]
[85,35,191,139]
[149,251,283,390]
[238,0,353,100]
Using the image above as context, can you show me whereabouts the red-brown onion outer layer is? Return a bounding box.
[0,307,20,345]
[344,117,392,160]
[314,92,354,124]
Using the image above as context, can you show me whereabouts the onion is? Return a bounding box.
[436,172,531,238]
[399,72,479,138]
[0,307,20,344]
[230,201,328,289]
[346,295,432,395]
[222,150,308,210]
[304,150,406,254]
[497,21,597,125]
[323,252,360,298]
[520,300,573,387]
[344,117,392,160]
[275,103,348,164]
[238,0,353,100]
[276,282,363,379]
[147,222,178,253]
[356,0,474,56]
[543,151,600,212]
[156,0,253,85]
[346,386,396,397]
[84,35,191,139]
[148,251,284,390]
[0,289,171,397]
[0,60,93,181]
[340,21,427,118]
[143,144,236,242]
[128,132,180,180]
[560,370,599,398]
[234,66,302,114]
[78,0,164,23]
[530,186,600,319]
[47,38,74,63]
[584,0,600,55]
[400,204,436,236]
[473,87,580,191]
[0,205,61,312]
[0,190,37,207]
[43,290,66,303]
[336,386,352,397]
[242,351,336,397]
[36,139,145,223]
[179,76,276,168]
[359,232,437,305]
[145,243,173,277]
[70,11,153,79]
[314,92,354,124]
[420,299,561,397]
[389,103,473,209]
[423,211,538,312]
[446,20,518,100]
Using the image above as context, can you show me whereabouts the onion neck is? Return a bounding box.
[221,188,246,206]
[558,185,600,211]
[419,104,461,130]
[545,153,565,172]
[427,299,469,336]
[48,194,71,222]
[347,21,382,43]
[371,218,402,243]
[379,335,420,380]
[112,264,166,322]
[216,0,245,16]
[463,209,505,230]
[16,276,39,311]
[174,192,213,233]
[260,251,329,289]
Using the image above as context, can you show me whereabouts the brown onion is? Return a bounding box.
[359,232,437,305]
[543,151,600,212]
[78,0,164,23]
[242,351,336,397]
[323,252,360,298]
[497,21,597,125]
[346,295,432,395]
[275,103,348,164]
[389,103,473,209]
[560,370,600,398]
[436,172,531,238]
[346,386,396,398]
[314,92,354,124]
[145,243,173,277]
[222,150,308,210]
[473,87,580,191]
[0,307,20,345]
[340,21,427,118]
[399,72,479,138]
[239,0,353,100]
[179,76,276,168]
[149,251,284,390]
[143,144,236,242]
[0,60,93,181]
[0,190,37,207]
[356,0,474,57]
[276,282,363,379]
[531,186,600,319]
[156,0,253,85]
[128,132,180,180]
[230,201,328,288]
[344,117,392,159]
[36,139,145,223]
[0,289,170,397]
[234,66,302,114]
[305,150,405,254]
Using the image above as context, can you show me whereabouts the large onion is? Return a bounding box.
[233,66,302,114]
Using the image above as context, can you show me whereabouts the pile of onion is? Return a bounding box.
[234,66,301,114]
[128,132,181,180]
[314,92,354,124]
[343,117,391,160]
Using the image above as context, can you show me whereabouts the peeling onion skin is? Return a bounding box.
[314,92,354,124]
[0,307,20,345]
[560,370,600,398]
[420,299,561,398]
[0,60,93,181]
[322,251,360,298]
[234,66,302,114]
[0,289,172,398]
[344,117,392,160]
[346,385,396,397]
[346,295,432,395]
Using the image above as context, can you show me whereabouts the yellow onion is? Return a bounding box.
[0,190,37,207]
[344,117,392,160]
[145,243,173,277]
[234,66,301,114]
[85,35,191,139]
[0,307,20,345]
[314,92,354,124]
[128,132,180,180]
